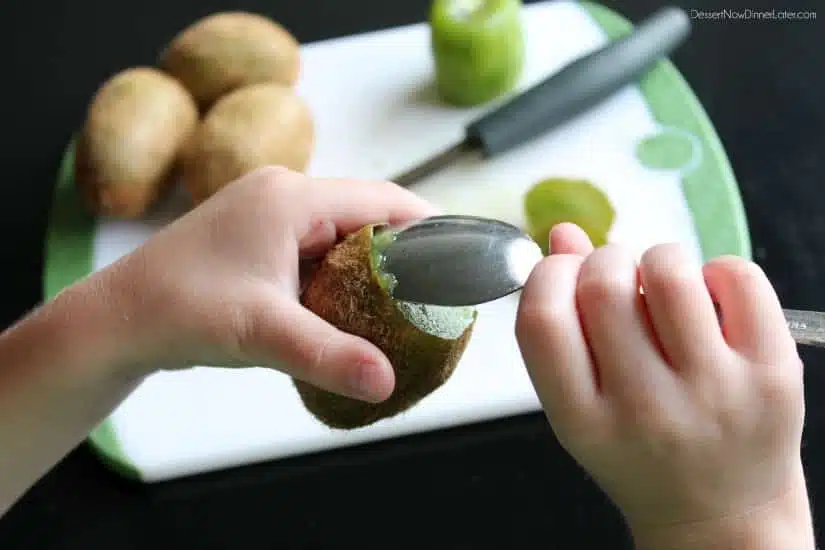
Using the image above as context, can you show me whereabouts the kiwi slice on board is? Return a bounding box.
[429,0,525,106]
[295,224,478,430]
[524,177,616,254]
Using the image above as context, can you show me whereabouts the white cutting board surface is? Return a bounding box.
[78,1,713,481]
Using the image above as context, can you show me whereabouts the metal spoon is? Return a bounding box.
[377,215,825,349]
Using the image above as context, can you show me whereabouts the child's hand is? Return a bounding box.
[97,166,437,403]
[0,166,439,516]
[515,223,814,550]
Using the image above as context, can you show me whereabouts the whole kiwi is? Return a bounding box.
[159,11,301,108]
[295,224,478,430]
[180,82,314,204]
[74,67,198,218]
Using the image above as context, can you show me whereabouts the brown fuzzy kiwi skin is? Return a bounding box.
[74,67,199,218]
[159,11,301,109]
[295,225,477,430]
[180,83,314,204]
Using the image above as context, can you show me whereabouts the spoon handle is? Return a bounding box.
[785,309,825,348]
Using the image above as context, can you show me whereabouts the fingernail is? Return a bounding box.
[348,361,394,403]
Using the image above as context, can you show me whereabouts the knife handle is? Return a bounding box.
[464,6,691,157]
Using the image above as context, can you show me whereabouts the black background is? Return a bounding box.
[1,0,824,548]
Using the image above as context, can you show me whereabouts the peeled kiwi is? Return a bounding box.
[74,67,199,218]
[180,82,314,204]
[159,11,301,108]
[295,224,478,429]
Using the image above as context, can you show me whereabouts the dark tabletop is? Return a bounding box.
[1,0,824,548]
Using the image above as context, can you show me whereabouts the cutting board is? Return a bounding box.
[44,0,750,482]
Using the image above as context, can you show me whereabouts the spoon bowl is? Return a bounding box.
[379,215,543,307]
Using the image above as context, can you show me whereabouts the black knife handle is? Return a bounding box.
[464,6,691,157]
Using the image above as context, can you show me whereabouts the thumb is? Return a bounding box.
[248,295,396,403]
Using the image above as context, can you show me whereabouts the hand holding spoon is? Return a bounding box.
[377,215,825,349]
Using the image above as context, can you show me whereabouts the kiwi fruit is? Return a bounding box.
[524,177,616,254]
[180,82,314,204]
[159,11,301,108]
[74,67,199,218]
[295,224,478,429]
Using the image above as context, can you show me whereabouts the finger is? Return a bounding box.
[549,223,595,256]
[300,177,442,238]
[246,294,396,403]
[576,244,673,404]
[298,218,338,258]
[639,243,732,374]
[516,254,604,426]
[703,256,795,362]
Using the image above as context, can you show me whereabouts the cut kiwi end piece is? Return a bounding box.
[524,178,616,255]
[429,0,525,106]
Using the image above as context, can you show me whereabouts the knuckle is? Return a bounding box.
[247,164,294,185]
[618,393,660,428]
[758,357,804,408]
[619,402,685,446]
[306,336,333,378]
[731,262,768,291]
[528,254,582,285]
[645,265,696,301]
[707,255,766,287]
[222,301,266,362]
[640,242,683,267]
[515,299,568,344]
[517,256,582,336]
[714,399,746,437]
[577,273,628,308]
[641,244,700,293]
[526,256,555,282]
[693,372,745,435]
[242,165,301,202]
[576,244,638,308]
